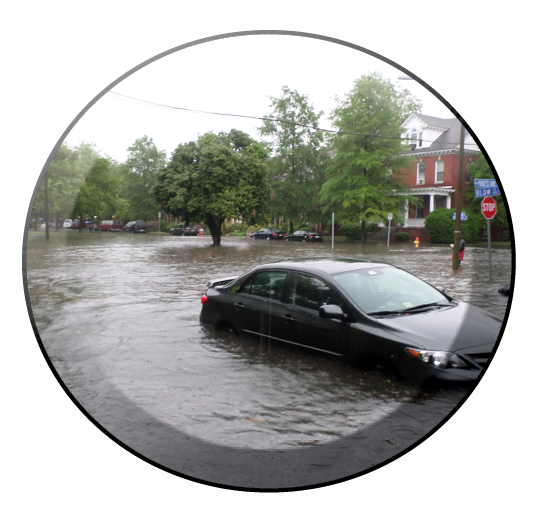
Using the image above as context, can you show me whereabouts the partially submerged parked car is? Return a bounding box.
[170,223,198,236]
[122,221,147,233]
[250,227,285,240]
[63,219,73,228]
[200,258,502,384]
[184,225,199,236]
[99,220,123,232]
[285,230,323,242]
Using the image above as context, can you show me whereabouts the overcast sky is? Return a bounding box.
[65,34,453,162]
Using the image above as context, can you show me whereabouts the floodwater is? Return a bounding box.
[24,231,513,489]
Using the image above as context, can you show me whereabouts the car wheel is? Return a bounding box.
[266,237,270,240]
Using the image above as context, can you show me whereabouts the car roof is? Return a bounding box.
[256,258,391,275]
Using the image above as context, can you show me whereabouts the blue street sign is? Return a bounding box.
[475,186,500,198]
[474,179,497,188]
[452,212,468,220]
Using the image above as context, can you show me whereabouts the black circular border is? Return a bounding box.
[22,30,516,492]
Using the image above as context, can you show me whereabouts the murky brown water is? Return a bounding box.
[24,230,513,489]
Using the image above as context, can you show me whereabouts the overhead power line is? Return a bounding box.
[107,91,479,148]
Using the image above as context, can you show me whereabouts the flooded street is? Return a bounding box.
[24,231,513,489]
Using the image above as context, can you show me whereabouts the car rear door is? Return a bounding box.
[230,270,288,338]
[280,272,348,356]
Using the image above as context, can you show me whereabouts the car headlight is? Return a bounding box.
[406,348,468,369]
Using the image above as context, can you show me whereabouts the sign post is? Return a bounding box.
[387,213,393,247]
[158,211,161,234]
[331,212,335,251]
[481,196,497,281]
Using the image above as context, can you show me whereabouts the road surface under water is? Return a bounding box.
[24,231,513,489]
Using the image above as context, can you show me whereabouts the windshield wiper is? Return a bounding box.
[402,302,453,313]
[369,302,453,317]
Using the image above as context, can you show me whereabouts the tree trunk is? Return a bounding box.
[360,219,367,245]
[289,221,294,235]
[206,215,223,246]
[79,213,84,233]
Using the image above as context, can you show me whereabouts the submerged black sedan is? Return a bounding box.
[250,228,285,240]
[285,230,323,242]
[200,259,502,384]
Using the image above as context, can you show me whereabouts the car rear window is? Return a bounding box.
[239,270,287,301]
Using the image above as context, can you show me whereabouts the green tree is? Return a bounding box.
[465,153,508,228]
[258,87,327,233]
[319,73,421,244]
[154,130,271,245]
[71,157,121,231]
[119,136,166,221]
[31,142,102,231]
[425,207,482,243]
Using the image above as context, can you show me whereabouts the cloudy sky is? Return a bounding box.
[65,33,454,162]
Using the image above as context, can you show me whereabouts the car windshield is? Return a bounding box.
[333,266,449,315]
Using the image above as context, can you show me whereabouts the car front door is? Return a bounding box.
[281,272,348,356]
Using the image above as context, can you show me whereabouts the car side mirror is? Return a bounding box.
[319,304,345,320]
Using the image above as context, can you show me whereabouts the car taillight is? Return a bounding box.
[201,295,208,305]
[272,233,277,236]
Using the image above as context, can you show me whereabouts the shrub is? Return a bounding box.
[339,222,377,240]
[395,232,410,242]
[424,208,482,243]
[224,222,246,234]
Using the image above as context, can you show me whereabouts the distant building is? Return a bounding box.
[397,113,480,227]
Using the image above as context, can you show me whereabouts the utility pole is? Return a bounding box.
[44,174,50,242]
[452,124,465,270]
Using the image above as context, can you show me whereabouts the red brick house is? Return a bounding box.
[397,113,480,228]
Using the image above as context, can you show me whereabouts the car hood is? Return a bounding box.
[376,302,502,352]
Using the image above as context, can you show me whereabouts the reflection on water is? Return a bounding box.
[25,231,512,451]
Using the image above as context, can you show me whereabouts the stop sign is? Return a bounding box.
[481,196,497,219]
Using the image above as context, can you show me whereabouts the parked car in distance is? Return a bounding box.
[250,227,285,240]
[184,225,199,236]
[122,221,147,233]
[99,220,123,232]
[170,223,186,236]
[63,219,73,228]
[71,219,80,229]
[285,230,323,242]
[498,282,511,296]
[200,258,502,384]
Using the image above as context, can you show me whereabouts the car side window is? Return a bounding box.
[287,273,342,311]
[238,271,288,301]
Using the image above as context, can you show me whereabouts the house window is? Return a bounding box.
[415,203,425,218]
[435,160,444,183]
[411,129,418,144]
[419,132,423,147]
[417,162,425,184]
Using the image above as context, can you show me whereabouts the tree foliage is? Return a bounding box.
[31,142,102,228]
[71,157,122,230]
[119,136,166,221]
[319,73,421,243]
[154,129,271,245]
[258,87,327,232]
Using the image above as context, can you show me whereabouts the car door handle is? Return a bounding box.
[283,314,294,321]
[234,302,244,310]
